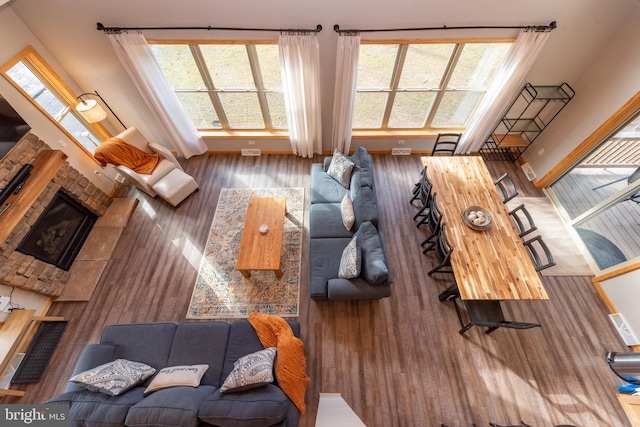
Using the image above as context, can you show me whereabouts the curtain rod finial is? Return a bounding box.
[549,21,557,30]
[333,24,340,32]
[96,22,104,31]
[316,24,322,32]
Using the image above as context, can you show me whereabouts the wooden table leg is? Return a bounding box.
[239,270,251,279]
[274,269,283,279]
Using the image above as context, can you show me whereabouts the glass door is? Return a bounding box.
[549,111,640,270]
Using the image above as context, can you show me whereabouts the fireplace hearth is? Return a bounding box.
[17,191,98,271]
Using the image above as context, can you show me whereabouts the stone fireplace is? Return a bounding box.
[0,133,112,297]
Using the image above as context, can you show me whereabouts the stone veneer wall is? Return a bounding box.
[0,133,112,297]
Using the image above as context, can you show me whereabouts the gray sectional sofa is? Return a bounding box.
[45,320,302,427]
[309,147,393,300]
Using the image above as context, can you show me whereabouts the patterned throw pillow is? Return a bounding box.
[327,149,355,189]
[338,237,361,279]
[144,364,209,395]
[70,359,156,396]
[220,347,277,393]
[340,193,355,231]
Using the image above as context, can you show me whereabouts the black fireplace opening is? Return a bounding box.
[17,191,98,271]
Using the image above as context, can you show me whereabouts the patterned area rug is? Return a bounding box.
[187,188,304,318]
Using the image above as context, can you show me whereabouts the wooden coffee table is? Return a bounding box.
[235,197,286,279]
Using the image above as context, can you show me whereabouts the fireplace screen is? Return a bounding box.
[17,191,97,271]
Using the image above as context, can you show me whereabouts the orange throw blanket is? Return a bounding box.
[248,312,310,413]
[94,137,161,174]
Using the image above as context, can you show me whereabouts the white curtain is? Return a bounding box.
[107,32,207,159]
[455,28,551,154]
[278,33,322,158]
[331,34,360,154]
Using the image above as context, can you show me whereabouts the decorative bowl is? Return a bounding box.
[259,224,269,234]
[462,206,492,231]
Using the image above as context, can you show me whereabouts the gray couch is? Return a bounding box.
[45,320,301,427]
[309,147,393,300]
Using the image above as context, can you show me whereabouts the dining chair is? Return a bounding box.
[420,193,443,248]
[412,178,433,224]
[494,173,519,203]
[410,166,428,202]
[427,223,454,276]
[430,133,462,156]
[508,203,538,238]
[451,295,541,335]
[522,235,556,272]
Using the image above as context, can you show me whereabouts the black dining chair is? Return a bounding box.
[451,295,541,335]
[430,133,462,156]
[427,223,454,276]
[412,169,433,223]
[494,172,519,203]
[522,235,556,272]
[410,165,428,202]
[508,204,538,239]
[420,193,443,248]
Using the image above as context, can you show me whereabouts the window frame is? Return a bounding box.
[148,38,288,140]
[352,37,515,139]
[0,46,111,160]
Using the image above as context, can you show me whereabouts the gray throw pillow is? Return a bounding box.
[327,148,355,189]
[354,221,389,285]
[220,347,277,393]
[353,186,380,229]
[338,237,361,279]
[70,359,156,396]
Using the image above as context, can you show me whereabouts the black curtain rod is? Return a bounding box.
[333,21,556,34]
[96,22,322,33]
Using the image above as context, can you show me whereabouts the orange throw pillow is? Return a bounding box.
[94,137,161,174]
[248,312,310,413]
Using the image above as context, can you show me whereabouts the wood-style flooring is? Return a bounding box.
[4,153,632,427]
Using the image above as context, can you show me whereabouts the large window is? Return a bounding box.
[150,42,285,133]
[0,46,110,157]
[353,41,512,132]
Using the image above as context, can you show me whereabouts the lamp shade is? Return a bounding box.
[75,99,107,123]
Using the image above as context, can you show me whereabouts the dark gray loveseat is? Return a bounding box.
[308,147,393,300]
[45,320,301,427]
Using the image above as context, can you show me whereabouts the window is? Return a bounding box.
[150,42,285,133]
[0,46,110,157]
[353,41,512,133]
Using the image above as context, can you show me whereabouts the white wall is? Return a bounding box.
[600,270,640,346]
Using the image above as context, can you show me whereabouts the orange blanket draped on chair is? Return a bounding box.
[248,312,310,413]
[94,137,161,174]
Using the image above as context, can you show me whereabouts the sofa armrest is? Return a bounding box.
[148,142,183,171]
[64,344,116,392]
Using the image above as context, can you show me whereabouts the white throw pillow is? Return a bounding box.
[220,347,277,393]
[327,149,355,189]
[338,236,361,279]
[144,364,209,395]
[341,193,355,231]
[70,359,156,396]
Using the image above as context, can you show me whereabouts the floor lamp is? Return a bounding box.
[75,91,126,130]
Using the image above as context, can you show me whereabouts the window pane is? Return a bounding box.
[398,44,455,88]
[7,62,66,118]
[265,91,287,128]
[201,45,255,89]
[389,92,436,128]
[60,113,101,151]
[256,45,282,89]
[151,45,205,90]
[448,43,511,89]
[432,91,485,127]
[176,92,220,129]
[353,92,388,128]
[357,44,397,89]
[218,92,264,128]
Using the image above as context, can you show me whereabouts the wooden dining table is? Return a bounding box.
[422,156,549,300]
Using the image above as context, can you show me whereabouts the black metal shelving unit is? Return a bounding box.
[481,82,575,161]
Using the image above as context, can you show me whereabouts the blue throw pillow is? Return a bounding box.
[353,221,389,285]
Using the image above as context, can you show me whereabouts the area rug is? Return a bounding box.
[187,188,304,319]
[575,228,627,270]
[506,197,594,276]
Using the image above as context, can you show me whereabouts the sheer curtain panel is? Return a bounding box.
[278,33,322,158]
[455,28,551,154]
[331,34,360,154]
[107,32,207,159]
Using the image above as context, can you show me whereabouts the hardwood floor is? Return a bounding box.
[5,153,632,426]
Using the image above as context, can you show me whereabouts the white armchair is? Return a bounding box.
[107,127,199,206]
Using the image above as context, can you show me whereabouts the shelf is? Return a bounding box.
[502,119,542,133]
[493,134,529,147]
[0,150,67,244]
[523,83,575,100]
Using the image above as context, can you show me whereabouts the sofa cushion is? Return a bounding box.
[354,221,389,285]
[353,186,380,229]
[125,385,216,427]
[350,146,374,187]
[338,237,361,279]
[327,277,392,300]
[70,359,156,396]
[220,347,277,393]
[308,237,353,299]
[45,387,146,427]
[309,203,354,239]
[310,163,349,204]
[340,193,355,231]
[327,148,355,189]
[144,364,209,395]
[198,385,289,427]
